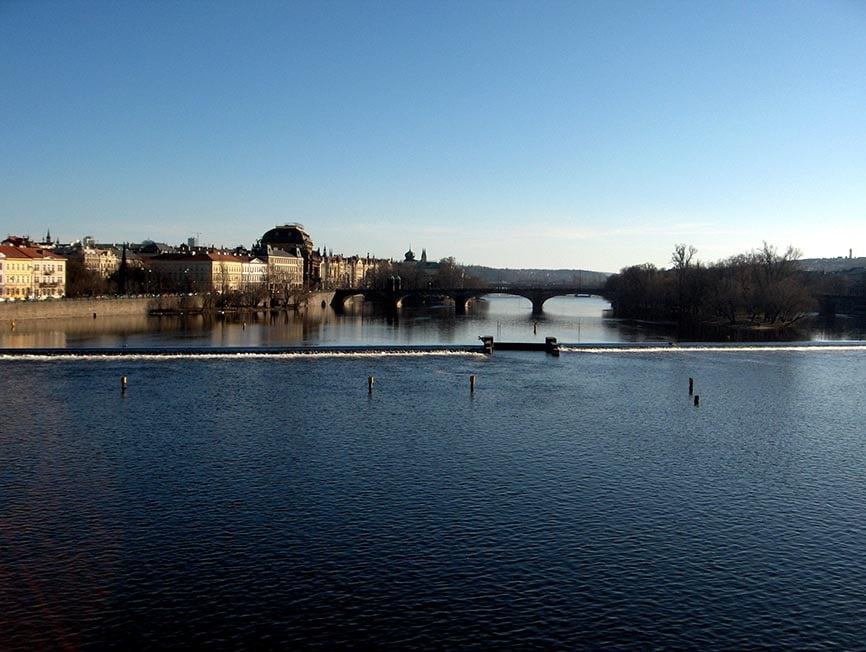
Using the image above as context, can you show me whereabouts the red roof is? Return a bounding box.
[0,244,66,260]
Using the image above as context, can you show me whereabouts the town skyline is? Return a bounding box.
[13,221,863,279]
[2,1,864,272]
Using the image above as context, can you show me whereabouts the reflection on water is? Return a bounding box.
[1,295,864,349]
[0,296,628,349]
[0,314,155,349]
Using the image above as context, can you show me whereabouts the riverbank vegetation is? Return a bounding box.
[604,243,858,330]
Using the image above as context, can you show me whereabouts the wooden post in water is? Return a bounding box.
[694,395,700,407]
[368,376,374,393]
[121,376,128,393]
[689,377,694,395]
[470,375,476,393]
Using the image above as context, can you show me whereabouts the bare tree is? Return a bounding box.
[671,244,700,318]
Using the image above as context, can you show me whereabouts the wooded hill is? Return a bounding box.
[463,266,610,288]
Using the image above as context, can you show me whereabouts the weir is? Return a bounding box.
[3,341,860,360]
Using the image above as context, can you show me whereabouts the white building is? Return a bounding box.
[242,257,268,290]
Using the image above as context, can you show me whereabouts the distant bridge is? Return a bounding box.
[332,286,608,315]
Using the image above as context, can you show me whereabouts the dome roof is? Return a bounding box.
[261,224,312,250]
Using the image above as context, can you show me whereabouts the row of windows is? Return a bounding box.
[0,287,62,297]
[3,276,62,283]
[0,262,64,272]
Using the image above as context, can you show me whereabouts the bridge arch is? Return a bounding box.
[331,289,367,312]
[471,289,595,315]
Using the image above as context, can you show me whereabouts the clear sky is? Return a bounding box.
[2,0,864,272]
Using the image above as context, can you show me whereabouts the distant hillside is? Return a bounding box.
[798,257,866,273]
[463,266,610,288]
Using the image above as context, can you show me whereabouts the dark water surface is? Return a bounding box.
[3,345,866,649]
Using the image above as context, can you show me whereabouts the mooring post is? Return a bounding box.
[689,377,694,395]
[121,376,128,393]
[694,395,700,407]
[368,376,374,393]
[470,375,476,393]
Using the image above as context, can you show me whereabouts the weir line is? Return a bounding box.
[1,341,865,362]
[0,345,486,362]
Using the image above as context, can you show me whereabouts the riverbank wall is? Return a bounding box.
[0,297,164,322]
[0,292,336,322]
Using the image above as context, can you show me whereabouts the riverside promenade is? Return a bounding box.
[0,292,337,323]
[0,296,199,322]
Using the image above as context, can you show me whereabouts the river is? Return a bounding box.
[2,296,866,649]
[1,295,864,349]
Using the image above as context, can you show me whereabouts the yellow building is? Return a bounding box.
[0,245,66,299]
[0,245,32,299]
[148,252,245,293]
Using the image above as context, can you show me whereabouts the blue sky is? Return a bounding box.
[2,0,864,272]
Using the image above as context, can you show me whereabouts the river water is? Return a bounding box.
[2,295,864,350]
[2,297,866,649]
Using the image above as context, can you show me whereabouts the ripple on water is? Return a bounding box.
[2,351,866,649]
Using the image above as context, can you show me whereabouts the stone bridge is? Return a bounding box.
[332,286,607,315]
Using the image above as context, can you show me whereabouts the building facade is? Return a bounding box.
[258,224,320,288]
[264,246,304,294]
[79,245,122,278]
[242,257,267,291]
[0,245,67,299]
[148,252,245,293]
[320,254,380,289]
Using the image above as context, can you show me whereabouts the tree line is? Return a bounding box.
[604,242,849,327]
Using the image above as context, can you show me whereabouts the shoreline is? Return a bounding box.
[0,292,337,322]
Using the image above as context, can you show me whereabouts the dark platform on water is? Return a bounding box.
[492,342,551,351]
[479,336,560,356]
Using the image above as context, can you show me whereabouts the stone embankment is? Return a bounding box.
[0,297,166,322]
[0,292,336,322]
